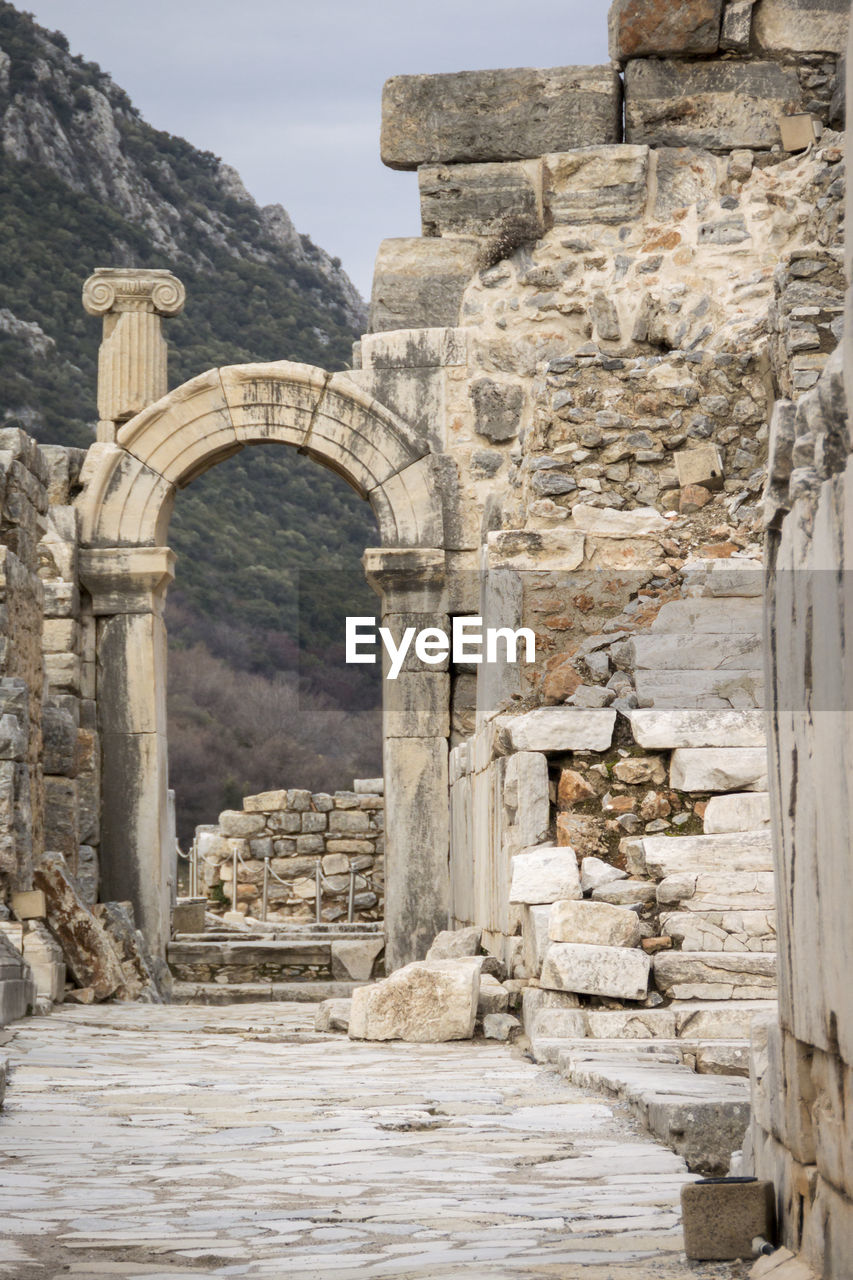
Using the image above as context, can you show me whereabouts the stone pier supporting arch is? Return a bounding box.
[77,360,451,967]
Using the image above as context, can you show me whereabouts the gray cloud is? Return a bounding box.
[22,0,609,295]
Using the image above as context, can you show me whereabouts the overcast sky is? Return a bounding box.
[21,1,609,297]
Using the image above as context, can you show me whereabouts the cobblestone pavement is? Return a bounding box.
[0,1004,749,1280]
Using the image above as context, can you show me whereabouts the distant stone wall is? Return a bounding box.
[196,779,384,924]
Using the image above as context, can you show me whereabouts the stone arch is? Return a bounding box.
[77,361,451,968]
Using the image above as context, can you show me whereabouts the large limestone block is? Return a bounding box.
[33,853,125,1000]
[544,146,648,225]
[752,0,849,54]
[95,902,164,1002]
[369,238,483,334]
[704,792,771,833]
[478,973,510,1015]
[670,747,768,792]
[549,898,641,948]
[521,985,585,1038]
[633,669,765,709]
[541,942,651,1000]
[629,633,762,671]
[629,708,766,749]
[509,845,582,905]
[570,505,667,537]
[499,708,616,753]
[625,59,801,149]
[650,598,763,635]
[419,160,544,240]
[653,951,777,1000]
[609,0,724,60]
[640,832,773,878]
[426,926,482,960]
[656,871,776,913]
[381,66,621,170]
[348,958,480,1042]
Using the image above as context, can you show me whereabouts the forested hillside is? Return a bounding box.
[0,3,382,839]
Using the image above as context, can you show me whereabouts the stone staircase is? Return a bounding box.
[168,921,385,1004]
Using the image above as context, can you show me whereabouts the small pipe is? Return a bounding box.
[347,869,355,923]
[752,1238,775,1258]
[262,857,270,923]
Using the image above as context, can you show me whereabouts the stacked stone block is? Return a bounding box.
[198,779,384,924]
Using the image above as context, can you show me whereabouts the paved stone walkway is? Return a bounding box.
[0,1004,748,1279]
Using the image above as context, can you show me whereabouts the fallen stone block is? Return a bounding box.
[10,889,46,921]
[314,998,352,1033]
[509,845,582,905]
[549,899,641,948]
[426,926,482,960]
[544,145,648,225]
[369,237,484,333]
[381,66,621,170]
[629,708,765,749]
[541,942,650,1000]
[171,898,206,935]
[331,937,385,981]
[33,853,125,1001]
[348,958,480,1042]
[681,1177,775,1260]
[625,59,801,150]
[521,985,585,1039]
[499,708,616,753]
[675,443,724,489]
[670,747,768,792]
[95,902,164,1003]
[653,951,777,1001]
[609,0,724,60]
[581,856,628,893]
[703,792,771,833]
[478,973,510,1016]
[21,922,64,1002]
[482,1011,521,1042]
[419,160,544,240]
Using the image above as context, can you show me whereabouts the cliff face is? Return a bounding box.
[0,1,366,446]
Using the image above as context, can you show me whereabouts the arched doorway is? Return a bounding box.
[75,360,452,970]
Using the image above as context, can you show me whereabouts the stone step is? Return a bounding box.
[171,980,363,1005]
[531,1036,750,1078]
[175,930,381,944]
[657,870,776,913]
[168,940,333,969]
[629,708,766,749]
[703,792,771,833]
[650,597,763,634]
[634,669,764,708]
[548,1043,750,1175]
[629,632,762,671]
[531,999,774,1043]
[652,950,777,1001]
[660,908,776,955]
[633,831,773,879]
[670,747,768,792]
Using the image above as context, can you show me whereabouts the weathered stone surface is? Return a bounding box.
[581,856,628,893]
[33,853,124,1001]
[381,66,621,170]
[521,985,584,1038]
[544,146,648,225]
[681,1177,775,1261]
[630,633,762,672]
[41,703,77,776]
[703,792,771,833]
[557,769,597,808]
[591,880,658,906]
[95,902,164,1002]
[75,845,98,907]
[21,922,64,1002]
[482,1011,521,1041]
[509,845,582,905]
[369,237,484,333]
[348,958,480,1042]
[639,831,773,877]
[500,708,616,753]
[330,937,385,981]
[477,973,510,1015]
[541,942,650,1000]
[720,0,758,50]
[521,903,552,976]
[426,926,482,960]
[653,951,776,1000]
[503,750,550,856]
[571,505,667,537]
[752,0,848,54]
[625,59,801,149]
[670,747,768,792]
[470,379,524,442]
[630,709,766,750]
[419,160,544,240]
[549,898,641,948]
[675,444,724,489]
[314,998,352,1033]
[609,0,724,60]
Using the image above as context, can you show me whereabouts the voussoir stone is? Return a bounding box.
[609,0,724,61]
[509,845,582,905]
[541,942,651,1000]
[381,66,622,170]
[348,957,480,1042]
[549,898,641,948]
[625,59,801,150]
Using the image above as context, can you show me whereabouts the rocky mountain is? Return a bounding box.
[0,2,382,837]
